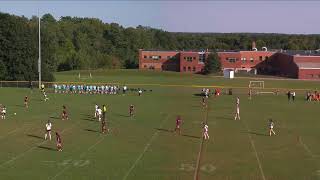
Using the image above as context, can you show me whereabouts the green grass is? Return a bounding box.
[0,70,319,180]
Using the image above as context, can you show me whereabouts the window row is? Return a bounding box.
[227,56,269,63]
[183,66,197,72]
[143,55,173,60]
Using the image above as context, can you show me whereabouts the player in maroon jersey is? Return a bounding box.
[129,104,135,117]
[24,96,29,108]
[55,132,62,152]
[174,115,182,135]
[101,120,108,134]
[62,105,69,120]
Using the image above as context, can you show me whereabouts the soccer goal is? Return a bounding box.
[249,81,264,89]
[78,72,92,80]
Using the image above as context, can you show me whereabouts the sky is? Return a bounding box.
[0,1,320,34]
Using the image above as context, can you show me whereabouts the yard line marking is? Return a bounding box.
[242,120,266,180]
[299,137,317,159]
[193,101,210,180]
[0,123,76,168]
[0,124,34,140]
[122,114,170,180]
[49,135,105,180]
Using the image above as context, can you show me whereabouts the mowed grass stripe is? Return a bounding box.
[122,114,170,180]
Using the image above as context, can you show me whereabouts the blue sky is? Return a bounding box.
[0,1,319,34]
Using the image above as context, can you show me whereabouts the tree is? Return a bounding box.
[203,52,221,75]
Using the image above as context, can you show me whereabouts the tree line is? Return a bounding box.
[1,12,320,81]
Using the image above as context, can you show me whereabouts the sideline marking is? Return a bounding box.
[193,101,210,180]
[298,137,317,159]
[122,114,170,180]
[242,120,266,180]
[0,123,77,168]
[49,136,105,180]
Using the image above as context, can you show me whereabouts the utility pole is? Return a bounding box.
[38,15,41,89]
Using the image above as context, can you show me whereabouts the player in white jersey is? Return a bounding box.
[236,97,240,105]
[43,92,49,102]
[203,123,209,140]
[45,120,52,140]
[94,104,98,118]
[97,107,102,121]
[1,106,6,119]
[269,119,276,136]
[234,104,240,120]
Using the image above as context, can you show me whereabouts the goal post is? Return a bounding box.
[78,72,92,80]
[249,81,264,89]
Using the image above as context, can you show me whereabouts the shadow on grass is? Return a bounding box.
[155,128,200,139]
[27,134,43,139]
[193,93,204,97]
[82,118,94,122]
[49,116,60,120]
[84,128,99,133]
[113,113,130,118]
[244,131,268,136]
[38,146,56,151]
[15,105,25,108]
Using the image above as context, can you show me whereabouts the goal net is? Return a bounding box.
[78,72,92,80]
[249,81,264,89]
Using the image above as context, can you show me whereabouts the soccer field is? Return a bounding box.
[0,71,319,180]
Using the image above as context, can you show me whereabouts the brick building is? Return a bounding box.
[261,51,320,79]
[138,49,320,80]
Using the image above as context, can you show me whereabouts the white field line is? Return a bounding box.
[242,120,267,180]
[122,114,169,180]
[299,137,317,158]
[49,135,105,180]
[0,123,76,168]
[0,124,32,140]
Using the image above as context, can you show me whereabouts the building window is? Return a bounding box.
[259,56,263,61]
[144,55,147,59]
[188,67,191,71]
[183,67,186,71]
[250,57,254,63]
[227,58,236,63]
[186,57,193,62]
[184,57,186,60]
[308,74,314,78]
[193,57,196,60]
[193,67,196,72]
[241,57,246,63]
[265,56,269,60]
[318,74,320,78]
[167,56,171,60]
[149,56,152,58]
[144,65,147,68]
[199,54,205,63]
[152,55,160,60]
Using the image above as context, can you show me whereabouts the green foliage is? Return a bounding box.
[1,11,320,81]
[203,52,221,74]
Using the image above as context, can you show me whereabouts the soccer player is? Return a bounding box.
[55,132,62,152]
[45,120,52,140]
[1,106,6,120]
[101,120,108,134]
[102,105,107,121]
[41,83,45,93]
[43,92,49,102]
[234,104,240,120]
[174,116,182,135]
[62,105,68,120]
[129,104,135,117]
[138,89,142,96]
[24,96,29,108]
[94,104,98,118]
[269,119,276,136]
[201,96,206,108]
[203,123,209,140]
[97,107,102,121]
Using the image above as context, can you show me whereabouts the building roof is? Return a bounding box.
[281,50,320,56]
[295,62,320,69]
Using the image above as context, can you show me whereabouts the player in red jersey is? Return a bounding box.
[24,96,29,108]
[62,105,69,120]
[101,120,109,134]
[129,104,135,117]
[55,132,62,152]
[174,115,182,135]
